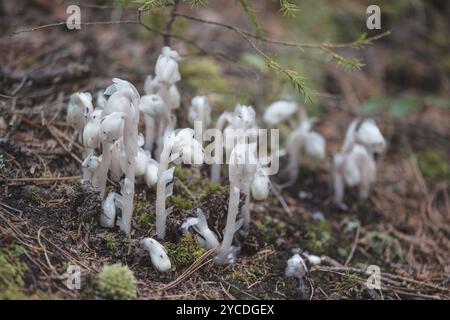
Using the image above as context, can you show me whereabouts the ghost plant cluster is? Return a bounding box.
[66,45,386,271]
[332,119,386,207]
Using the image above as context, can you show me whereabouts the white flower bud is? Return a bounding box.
[250,168,270,201]
[173,128,204,166]
[135,148,151,176]
[100,112,125,143]
[144,160,159,187]
[304,131,326,160]
[140,238,172,273]
[181,209,219,250]
[67,92,93,130]
[356,119,386,154]
[101,192,117,228]
[155,46,181,85]
[83,110,103,149]
[232,104,256,130]
[188,96,211,127]
[139,94,166,118]
[263,100,298,126]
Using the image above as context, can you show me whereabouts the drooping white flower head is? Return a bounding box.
[172,128,204,166]
[229,142,258,183]
[250,167,270,201]
[285,253,308,281]
[103,78,140,115]
[155,46,181,85]
[67,92,93,130]
[181,209,219,250]
[341,144,376,188]
[139,94,166,118]
[188,96,212,127]
[100,112,126,143]
[356,119,386,155]
[304,131,326,160]
[263,100,298,126]
[140,237,172,273]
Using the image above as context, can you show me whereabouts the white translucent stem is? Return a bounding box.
[241,181,251,228]
[155,137,173,239]
[119,109,138,234]
[95,141,112,198]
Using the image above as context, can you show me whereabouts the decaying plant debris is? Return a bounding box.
[1,0,450,300]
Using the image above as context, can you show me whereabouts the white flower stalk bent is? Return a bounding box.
[140,238,172,273]
[215,141,258,264]
[342,118,386,155]
[284,108,326,186]
[155,125,205,239]
[181,209,219,250]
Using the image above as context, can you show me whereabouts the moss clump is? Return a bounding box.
[164,234,205,269]
[105,233,117,252]
[97,264,137,300]
[134,200,154,231]
[167,195,194,211]
[199,183,226,202]
[305,220,332,253]
[173,166,189,183]
[0,245,29,300]
[254,219,288,245]
[228,271,249,282]
[22,185,47,205]
[415,150,450,180]
[363,231,403,262]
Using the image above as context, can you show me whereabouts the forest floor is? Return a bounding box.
[0,1,449,300]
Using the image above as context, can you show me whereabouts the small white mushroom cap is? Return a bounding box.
[304,131,326,160]
[100,112,125,143]
[140,237,172,273]
[285,253,308,280]
[100,192,117,228]
[250,168,270,201]
[263,100,298,126]
[139,94,166,118]
[356,119,386,154]
[155,46,181,85]
[144,160,159,187]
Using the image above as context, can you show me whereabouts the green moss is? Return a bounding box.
[134,200,154,231]
[363,231,403,262]
[255,219,288,245]
[39,170,51,179]
[167,195,194,212]
[164,234,205,269]
[228,271,249,282]
[305,220,332,253]
[173,166,189,183]
[199,183,226,202]
[23,185,47,206]
[0,245,29,300]
[97,264,137,300]
[105,233,117,252]
[415,150,450,180]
